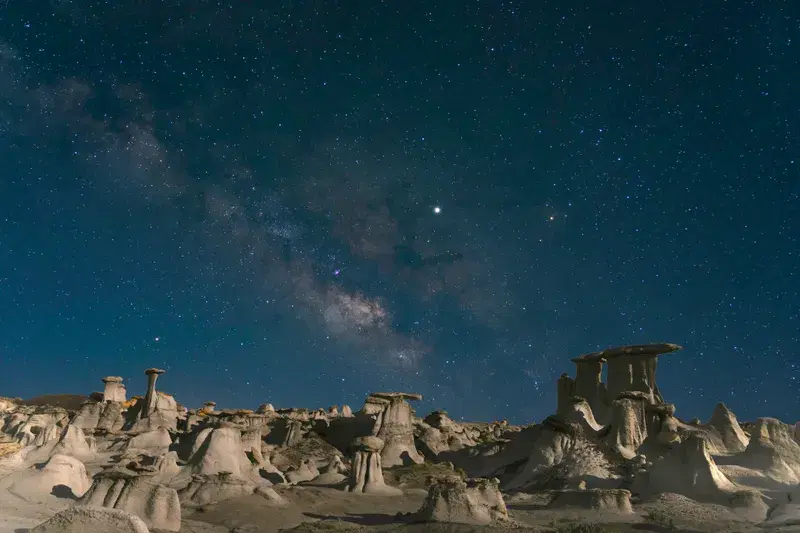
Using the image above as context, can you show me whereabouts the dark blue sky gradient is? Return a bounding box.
[0,1,798,423]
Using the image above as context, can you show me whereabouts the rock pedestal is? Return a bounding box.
[366,392,424,467]
[345,436,400,495]
[143,368,166,418]
[569,352,607,419]
[603,344,681,405]
[102,376,126,403]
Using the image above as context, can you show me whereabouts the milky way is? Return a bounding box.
[0,1,797,423]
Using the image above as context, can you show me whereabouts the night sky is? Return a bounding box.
[0,1,798,424]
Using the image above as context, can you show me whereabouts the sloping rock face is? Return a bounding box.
[548,488,633,513]
[178,472,285,506]
[345,435,401,495]
[305,455,348,486]
[180,425,256,480]
[605,392,649,459]
[8,453,91,502]
[764,485,800,527]
[413,475,508,525]
[71,400,125,432]
[420,411,479,449]
[366,392,425,467]
[129,392,180,431]
[285,459,319,484]
[506,417,619,491]
[5,407,70,447]
[707,403,749,453]
[51,424,96,459]
[634,433,738,503]
[108,451,181,485]
[30,506,151,533]
[79,471,181,532]
[124,427,173,454]
[738,418,800,485]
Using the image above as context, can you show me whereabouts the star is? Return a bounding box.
[433,206,441,214]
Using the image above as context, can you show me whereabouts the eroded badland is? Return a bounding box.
[1,343,799,533]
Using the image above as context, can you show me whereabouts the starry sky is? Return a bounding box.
[0,1,798,424]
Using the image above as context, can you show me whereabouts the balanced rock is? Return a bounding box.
[365,392,424,467]
[345,435,400,495]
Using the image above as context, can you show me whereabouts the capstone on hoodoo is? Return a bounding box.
[558,343,682,423]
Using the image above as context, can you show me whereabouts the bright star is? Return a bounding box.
[433,206,441,214]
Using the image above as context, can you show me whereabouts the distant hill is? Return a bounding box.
[21,394,88,410]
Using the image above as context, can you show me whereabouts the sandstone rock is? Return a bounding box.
[305,455,348,486]
[80,471,181,532]
[708,403,749,452]
[739,417,800,484]
[9,453,91,502]
[30,506,150,533]
[285,458,319,484]
[51,424,95,459]
[548,488,633,513]
[365,392,424,467]
[412,475,508,525]
[345,435,400,495]
[635,433,738,503]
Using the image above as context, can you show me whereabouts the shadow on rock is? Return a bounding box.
[51,484,80,500]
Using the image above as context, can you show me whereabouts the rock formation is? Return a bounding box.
[9,453,91,502]
[365,392,424,467]
[30,506,151,533]
[80,471,181,532]
[548,488,633,513]
[634,433,738,503]
[102,376,127,403]
[412,475,508,525]
[558,343,682,425]
[2,353,798,533]
[305,455,348,486]
[707,402,749,453]
[345,435,400,495]
[738,417,800,484]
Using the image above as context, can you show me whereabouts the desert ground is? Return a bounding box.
[0,343,798,533]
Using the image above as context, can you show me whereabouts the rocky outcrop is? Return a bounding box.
[345,435,400,495]
[506,418,619,491]
[305,455,348,486]
[9,454,91,502]
[102,376,127,403]
[124,427,172,454]
[412,475,508,525]
[127,369,179,431]
[739,418,800,485]
[179,472,285,506]
[30,506,151,533]
[51,424,95,459]
[707,403,748,452]
[285,459,319,484]
[634,433,738,503]
[79,471,181,532]
[605,392,649,459]
[548,488,633,513]
[366,392,424,467]
[178,425,256,480]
